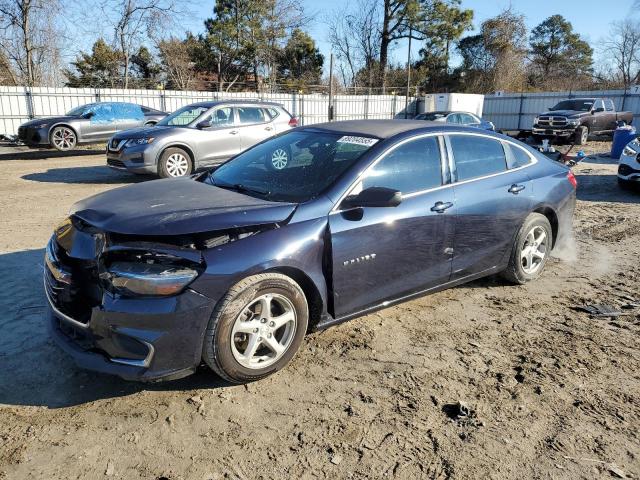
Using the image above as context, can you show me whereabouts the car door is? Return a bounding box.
[237,106,275,150]
[196,106,242,165]
[329,135,455,317]
[447,133,534,281]
[590,99,606,133]
[82,103,119,142]
[604,99,617,131]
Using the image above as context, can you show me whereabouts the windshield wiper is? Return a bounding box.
[213,180,271,197]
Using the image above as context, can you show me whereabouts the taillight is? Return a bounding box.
[567,171,577,189]
[288,117,298,127]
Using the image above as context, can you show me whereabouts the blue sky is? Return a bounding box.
[185,0,637,71]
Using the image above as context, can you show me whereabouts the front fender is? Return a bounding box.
[190,217,329,315]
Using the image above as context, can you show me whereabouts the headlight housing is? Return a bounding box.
[100,251,201,297]
[567,119,580,126]
[623,145,637,157]
[126,137,155,147]
[35,123,49,129]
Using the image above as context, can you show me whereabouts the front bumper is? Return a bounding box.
[106,142,159,174]
[532,126,577,137]
[17,125,51,146]
[45,246,216,381]
[618,161,640,181]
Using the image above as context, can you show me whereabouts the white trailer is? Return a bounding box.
[419,93,485,117]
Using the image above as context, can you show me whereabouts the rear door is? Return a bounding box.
[329,135,455,317]
[237,106,275,150]
[447,133,534,280]
[197,106,242,165]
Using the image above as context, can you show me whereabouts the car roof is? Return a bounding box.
[185,100,284,108]
[299,120,445,139]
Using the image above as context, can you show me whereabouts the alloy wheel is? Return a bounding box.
[165,153,189,177]
[51,127,76,150]
[271,149,289,170]
[230,293,297,369]
[521,225,548,274]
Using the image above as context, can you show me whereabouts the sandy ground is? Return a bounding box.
[0,141,638,480]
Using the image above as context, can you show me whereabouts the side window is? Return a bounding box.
[450,135,507,181]
[237,107,266,125]
[447,114,460,124]
[504,142,533,169]
[461,113,477,124]
[593,99,605,111]
[360,136,442,194]
[209,107,234,127]
[266,107,280,120]
[605,100,614,112]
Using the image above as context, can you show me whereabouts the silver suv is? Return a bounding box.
[106,100,297,178]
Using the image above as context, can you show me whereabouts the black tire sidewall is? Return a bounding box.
[158,147,192,178]
[575,126,588,145]
[204,275,308,383]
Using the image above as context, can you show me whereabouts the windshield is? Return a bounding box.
[66,105,92,116]
[157,105,209,126]
[415,112,446,121]
[549,100,594,112]
[206,130,378,202]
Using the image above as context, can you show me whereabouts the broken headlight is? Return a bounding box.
[100,252,201,297]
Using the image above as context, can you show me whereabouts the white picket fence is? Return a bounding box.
[0,86,416,136]
[483,87,640,131]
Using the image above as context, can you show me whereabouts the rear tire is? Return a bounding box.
[202,273,308,384]
[158,147,192,178]
[501,213,553,285]
[575,126,588,145]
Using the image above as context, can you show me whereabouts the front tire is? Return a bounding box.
[158,147,192,178]
[501,213,553,284]
[575,126,589,145]
[202,273,309,384]
[50,126,77,151]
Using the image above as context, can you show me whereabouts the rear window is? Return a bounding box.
[450,135,507,181]
[266,107,280,119]
[238,107,266,124]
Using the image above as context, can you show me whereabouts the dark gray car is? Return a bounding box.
[106,100,297,178]
[17,102,167,151]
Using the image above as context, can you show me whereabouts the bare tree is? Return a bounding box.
[602,20,640,88]
[157,37,196,90]
[99,0,179,88]
[0,0,63,86]
[326,0,380,88]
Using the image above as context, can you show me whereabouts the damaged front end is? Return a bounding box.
[45,214,279,381]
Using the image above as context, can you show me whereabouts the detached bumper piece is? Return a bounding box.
[45,237,216,381]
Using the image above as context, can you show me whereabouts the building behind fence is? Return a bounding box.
[0,86,417,136]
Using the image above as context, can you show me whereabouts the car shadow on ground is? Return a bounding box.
[0,248,228,409]
[575,173,640,203]
[22,166,152,185]
[0,146,105,161]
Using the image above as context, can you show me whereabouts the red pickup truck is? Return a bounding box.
[532,98,633,145]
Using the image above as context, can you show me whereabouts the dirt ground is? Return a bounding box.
[0,140,638,480]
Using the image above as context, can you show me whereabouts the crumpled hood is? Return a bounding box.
[111,125,175,139]
[541,110,587,118]
[22,116,75,127]
[71,177,297,236]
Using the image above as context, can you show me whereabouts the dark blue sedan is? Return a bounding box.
[44,120,576,383]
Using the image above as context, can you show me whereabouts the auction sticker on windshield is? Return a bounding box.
[337,136,379,147]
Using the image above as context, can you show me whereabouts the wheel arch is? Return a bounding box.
[156,143,196,167]
[532,205,559,248]
[263,266,324,331]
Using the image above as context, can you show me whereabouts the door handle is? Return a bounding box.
[265,125,273,131]
[508,184,526,194]
[229,130,239,135]
[431,201,454,213]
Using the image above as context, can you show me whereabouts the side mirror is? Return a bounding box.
[82,111,95,119]
[196,120,211,129]
[592,107,604,113]
[341,186,402,209]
